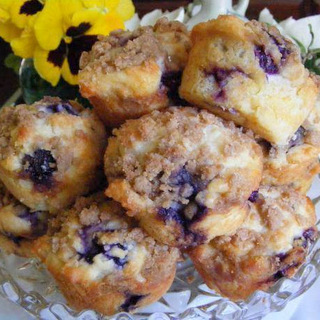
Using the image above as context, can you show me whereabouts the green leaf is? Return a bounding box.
[4,54,22,75]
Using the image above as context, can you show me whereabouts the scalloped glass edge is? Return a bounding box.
[0,175,319,320]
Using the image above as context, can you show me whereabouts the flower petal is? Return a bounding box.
[0,7,10,22]
[61,58,78,85]
[115,0,134,21]
[0,20,21,42]
[0,0,14,12]
[60,0,84,28]
[67,34,97,76]
[90,11,124,35]
[72,9,124,36]
[82,0,119,11]
[11,26,36,58]
[10,0,43,28]
[33,45,64,86]
[34,0,63,50]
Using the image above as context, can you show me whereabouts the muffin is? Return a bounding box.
[79,18,191,127]
[261,83,320,192]
[33,194,180,315]
[0,181,49,257]
[188,186,317,301]
[179,16,318,145]
[105,107,263,248]
[0,97,106,213]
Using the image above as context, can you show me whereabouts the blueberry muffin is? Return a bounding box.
[261,83,320,192]
[33,194,180,315]
[79,18,191,127]
[105,107,263,248]
[179,16,318,145]
[0,97,106,213]
[188,186,317,301]
[0,181,49,257]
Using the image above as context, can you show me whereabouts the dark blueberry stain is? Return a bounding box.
[20,0,43,15]
[257,139,272,153]
[120,293,146,312]
[169,167,192,187]
[248,190,259,203]
[78,223,109,261]
[42,102,79,116]
[78,224,129,267]
[66,23,91,38]
[297,227,318,248]
[169,167,207,194]
[4,232,23,245]
[205,68,243,100]
[48,40,67,68]
[254,46,278,75]
[104,243,128,268]
[79,237,105,264]
[158,202,207,246]
[268,33,291,61]
[161,71,188,105]
[22,149,57,190]
[303,228,317,242]
[67,35,98,75]
[158,204,185,226]
[18,210,48,238]
[273,228,318,280]
[273,262,299,280]
[157,166,211,245]
[276,252,288,261]
[288,127,306,149]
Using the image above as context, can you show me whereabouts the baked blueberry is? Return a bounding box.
[0,97,106,213]
[33,194,179,315]
[261,83,320,193]
[105,107,263,248]
[0,181,50,257]
[188,186,317,301]
[179,16,318,144]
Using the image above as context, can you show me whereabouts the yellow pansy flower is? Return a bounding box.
[11,23,37,58]
[0,0,44,57]
[34,0,125,86]
[10,0,44,28]
[0,0,22,42]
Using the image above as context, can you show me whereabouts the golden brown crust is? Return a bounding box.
[261,85,320,192]
[80,27,165,74]
[188,186,317,301]
[0,181,50,257]
[180,16,318,144]
[79,19,191,127]
[33,194,179,315]
[0,98,107,213]
[105,107,263,248]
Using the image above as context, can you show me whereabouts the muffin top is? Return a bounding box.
[80,17,190,74]
[35,194,179,282]
[105,107,263,216]
[0,97,106,192]
[209,186,316,258]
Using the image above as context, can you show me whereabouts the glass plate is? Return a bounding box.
[0,174,319,320]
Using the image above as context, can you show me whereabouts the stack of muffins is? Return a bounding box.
[0,16,319,315]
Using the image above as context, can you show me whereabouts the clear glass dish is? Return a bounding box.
[0,174,319,320]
